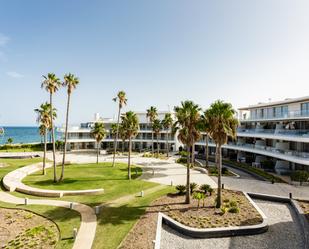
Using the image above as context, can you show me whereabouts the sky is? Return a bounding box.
[0,0,309,126]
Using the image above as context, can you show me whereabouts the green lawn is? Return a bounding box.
[22,162,159,206]
[0,158,173,249]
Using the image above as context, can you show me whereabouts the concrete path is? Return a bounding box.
[3,162,104,197]
[160,199,305,249]
[0,191,96,249]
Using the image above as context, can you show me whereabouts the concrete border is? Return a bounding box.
[3,163,104,197]
[153,191,268,248]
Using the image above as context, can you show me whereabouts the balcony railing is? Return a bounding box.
[237,128,309,137]
[240,110,309,121]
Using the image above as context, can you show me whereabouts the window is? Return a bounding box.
[301,102,309,116]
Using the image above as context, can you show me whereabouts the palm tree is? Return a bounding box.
[41,73,61,182]
[118,124,126,153]
[146,106,158,155]
[91,122,106,164]
[162,113,173,157]
[59,73,79,182]
[34,102,56,175]
[200,113,211,168]
[112,91,127,167]
[174,101,201,204]
[152,119,163,157]
[7,138,13,145]
[121,111,139,180]
[205,100,238,208]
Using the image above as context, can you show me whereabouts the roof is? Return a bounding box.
[238,96,309,110]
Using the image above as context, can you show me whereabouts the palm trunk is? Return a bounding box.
[156,135,159,157]
[191,144,195,167]
[97,141,100,164]
[112,106,121,167]
[128,137,131,180]
[205,134,209,168]
[216,144,222,208]
[50,93,57,183]
[60,93,71,181]
[151,131,154,154]
[166,130,169,157]
[43,129,47,175]
[185,146,191,204]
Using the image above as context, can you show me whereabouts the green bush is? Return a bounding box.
[228,206,240,213]
[229,200,238,208]
[291,170,309,185]
[176,157,188,164]
[192,191,205,208]
[200,184,210,194]
[190,182,198,195]
[222,167,228,174]
[220,206,228,215]
[176,185,186,195]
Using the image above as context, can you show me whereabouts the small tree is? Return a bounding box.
[121,111,139,180]
[193,192,205,209]
[7,137,13,145]
[152,119,163,157]
[162,113,173,157]
[91,122,106,164]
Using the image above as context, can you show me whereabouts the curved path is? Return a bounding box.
[3,162,104,197]
[160,199,305,249]
[0,191,96,249]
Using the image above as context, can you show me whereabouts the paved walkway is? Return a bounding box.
[0,191,96,249]
[160,199,305,249]
[3,162,103,197]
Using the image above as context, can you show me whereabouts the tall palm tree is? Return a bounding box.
[200,113,211,168]
[121,111,139,180]
[59,73,79,182]
[91,122,106,164]
[112,91,127,167]
[205,100,238,208]
[152,119,163,157]
[162,113,173,157]
[34,102,56,175]
[118,124,126,153]
[174,101,201,204]
[41,73,61,182]
[146,106,158,155]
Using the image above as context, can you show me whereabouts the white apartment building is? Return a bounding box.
[60,111,180,153]
[196,96,309,175]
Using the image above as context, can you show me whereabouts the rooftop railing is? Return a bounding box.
[237,128,309,137]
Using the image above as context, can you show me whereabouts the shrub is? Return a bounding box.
[222,167,229,174]
[291,170,309,185]
[200,184,211,194]
[220,206,228,215]
[190,182,198,195]
[228,206,240,213]
[176,185,186,195]
[208,187,214,196]
[223,198,230,203]
[192,191,205,208]
[229,200,238,208]
[176,157,188,164]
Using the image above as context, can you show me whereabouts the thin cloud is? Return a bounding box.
[7,71,24,78]
[0,33,9,47]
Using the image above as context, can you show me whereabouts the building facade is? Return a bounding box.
[61,97,309,174]
[195,96,309,174]
[60,111,180,153]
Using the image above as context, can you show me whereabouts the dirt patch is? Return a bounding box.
[0,163,8,167]
[120,189,263,249]
[0,207,59,249]
[298,200,309,221]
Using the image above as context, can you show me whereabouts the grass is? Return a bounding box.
[93,186,173,249]
[22,162,159,206]
[0,157,173,248]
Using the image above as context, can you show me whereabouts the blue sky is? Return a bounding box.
[1,0,309,125]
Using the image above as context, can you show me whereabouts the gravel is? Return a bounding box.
[160,199,305,249]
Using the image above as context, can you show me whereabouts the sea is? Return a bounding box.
[0,127,61,145]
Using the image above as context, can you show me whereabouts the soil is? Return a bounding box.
[120,189,263,249]
[0,207,59,249]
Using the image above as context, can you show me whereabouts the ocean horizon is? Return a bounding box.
[0,126,61,145]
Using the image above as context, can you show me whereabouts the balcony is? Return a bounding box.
[237,128,309,142]
[239,110,309,121]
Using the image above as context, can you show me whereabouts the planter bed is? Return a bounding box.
[120,189,263,249]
